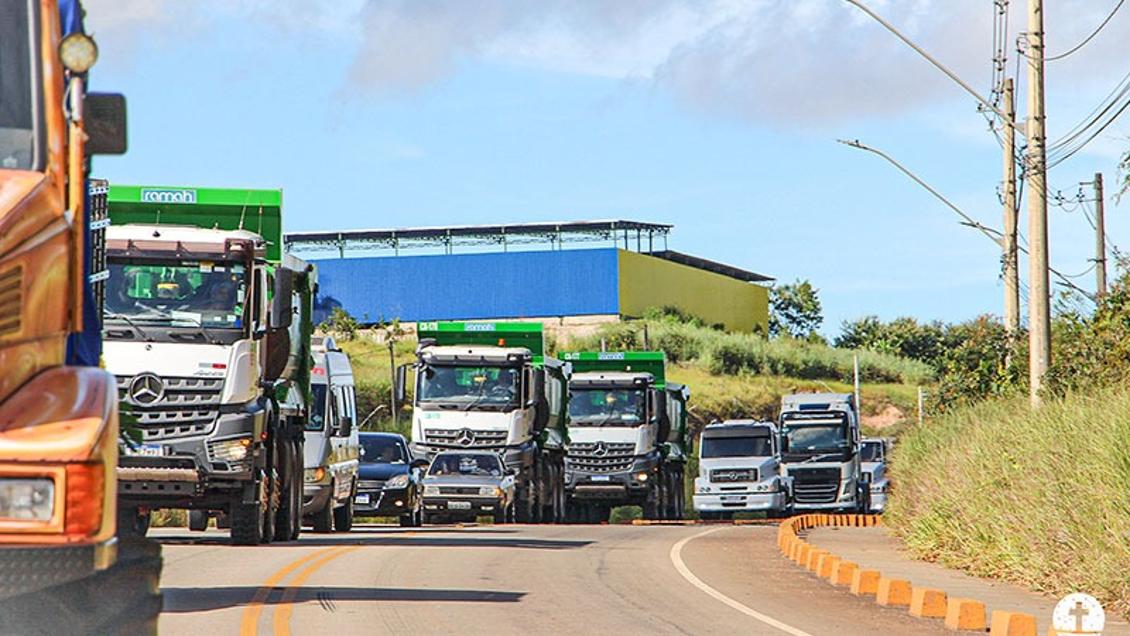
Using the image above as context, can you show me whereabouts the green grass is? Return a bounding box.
[887,389,1130,617]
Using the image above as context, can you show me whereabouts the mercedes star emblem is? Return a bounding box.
[593,442,608,457]
[129,373,165,405]
[456,428,475,446]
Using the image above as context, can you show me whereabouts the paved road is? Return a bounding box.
[155,523,951,636]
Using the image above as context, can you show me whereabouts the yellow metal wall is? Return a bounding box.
[617,250,769,333]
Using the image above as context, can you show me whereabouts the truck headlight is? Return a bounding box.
[634,472,649,482]
[211,437,252,463]
[304,467,327,483]
[0,478,55,522]
[385,474,410,489]
[870,483,887,494]
[479,486,502,497]
[696,485,711,494]
[424,485,439,496]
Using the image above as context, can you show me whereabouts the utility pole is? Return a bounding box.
[1026,0,1051,407]
[1002,78,1020,335]
[1094,173,1107,299]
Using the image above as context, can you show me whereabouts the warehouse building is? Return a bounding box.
[286,221,771,333]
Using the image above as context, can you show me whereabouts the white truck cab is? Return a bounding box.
[779,393,870,513]
[693,420,792,519]
[860,437,892,513]
[302,336,360,532]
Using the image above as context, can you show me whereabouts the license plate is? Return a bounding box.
[721,495,746,502]
[354,494,371,505]
[590,475,610,482]
[126,443,164,457]
[448,501,472,510]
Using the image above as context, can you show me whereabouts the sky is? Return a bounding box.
[84,0,1130,336]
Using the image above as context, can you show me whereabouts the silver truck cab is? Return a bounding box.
[693,420,792,519]
[860,437,892,513]
[302,336,361,532]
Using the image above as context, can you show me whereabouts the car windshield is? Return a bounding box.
[418,365,520,407]
[568,388,645,425]
[361,437,406,464]
[428,454,502,477]
[104,260,247,329]
[861,442,883,462]
[783,424,849,453]
[701,435,772,458]
[0,0,38,170]
[306,384,327,431]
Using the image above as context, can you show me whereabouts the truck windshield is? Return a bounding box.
[701,436,772,458]
[860,442,883,462]
[0,0,39,171]
[307,384,327,431]
[782,423,849,453]
[104,260,247,329]
[418,365,520,408]
[568,388,645,425]
[361,437,406,464]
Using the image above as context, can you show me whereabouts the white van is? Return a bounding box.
[302,336,361,532]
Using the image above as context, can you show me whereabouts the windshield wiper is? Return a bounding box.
[800,452,844,464]
[104,312,155,342]
[179,314,228,345]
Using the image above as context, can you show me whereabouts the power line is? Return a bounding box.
[1045,0,1126,61]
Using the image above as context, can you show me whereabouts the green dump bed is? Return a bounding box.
[107,185,284,262]
[418,321,546,362]
[559,351,666,386]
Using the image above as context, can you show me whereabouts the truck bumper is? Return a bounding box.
[693,492,787,513]
[565,454,657,503]
[302,484,333,516]
[0,537,118,601]
[868,492,888,513]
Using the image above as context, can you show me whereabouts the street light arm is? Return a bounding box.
[838,138,1096,302]
[842,0,1020,131]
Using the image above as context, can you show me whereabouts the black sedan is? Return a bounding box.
[355,432,428,527]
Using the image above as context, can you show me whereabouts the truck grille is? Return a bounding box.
[710,468,758,483]
[423,428,508,448]
[117,376,223,441]
[790,467,841,504]
[567,442,635,474]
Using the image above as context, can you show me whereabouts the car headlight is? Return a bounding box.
[424,485,440,496]
[304,467,327,483]
[0,478,55,522]
[479,486,502,497]
[385,474,410,489]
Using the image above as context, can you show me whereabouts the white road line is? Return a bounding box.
[669,527,815,636]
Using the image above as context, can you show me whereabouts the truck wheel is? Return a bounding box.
[230,500,264,545]
[188,510,208,532]
[117,506,150,539]
[274,439,299,542]
[492,506,507,525]
[333,487,354,532]
[262,467,280,544]
[643,489,660,520]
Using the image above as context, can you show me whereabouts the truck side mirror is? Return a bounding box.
[394,364,409,403]
[337,416,353,437]
[85,93,128,155]
[654,390,671,443]
[270,271,294,330]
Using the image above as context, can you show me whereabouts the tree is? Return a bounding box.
[768,279,823,339]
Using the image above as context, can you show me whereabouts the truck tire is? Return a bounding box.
[312,496,333,533]
[117,506,150,539]
[230,500,264,545]
[188,510,208,532]
[643,487,660,520]
[274,438,299,542]
[333,485,354,532]
[261,467,280,544]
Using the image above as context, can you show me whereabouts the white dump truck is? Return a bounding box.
[693,420,792,519]
[397,321,570,523]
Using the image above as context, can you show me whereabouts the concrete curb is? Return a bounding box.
[775,514,1039,635]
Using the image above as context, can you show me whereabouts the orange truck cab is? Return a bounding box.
[0,0,128,599]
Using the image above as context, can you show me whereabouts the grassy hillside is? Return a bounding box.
[887,389,1130,617]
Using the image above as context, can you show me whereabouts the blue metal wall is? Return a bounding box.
[312,248,620,324]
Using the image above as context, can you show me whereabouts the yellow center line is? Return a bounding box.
[272,546,361,636]
[239,546,345,636]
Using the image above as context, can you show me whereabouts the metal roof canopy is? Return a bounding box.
[284,220,673,256]
[645,250,775,283]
